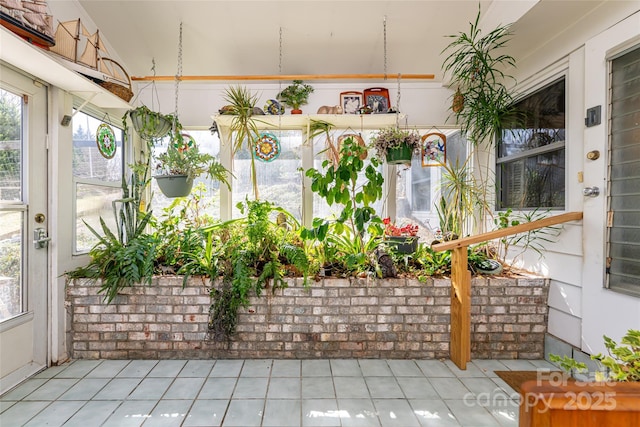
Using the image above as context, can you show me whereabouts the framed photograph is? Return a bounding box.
[363,87,390,114]
[340,91,363,114]
[421,132,446,167]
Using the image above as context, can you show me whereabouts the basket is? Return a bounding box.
[97,57,134,102]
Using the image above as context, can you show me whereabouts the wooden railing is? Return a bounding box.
[431,211,583,370]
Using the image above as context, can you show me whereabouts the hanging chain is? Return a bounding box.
[383,16,387,81]
[278,26,283,129]
[396,73,402,128]
[173,22,183,133]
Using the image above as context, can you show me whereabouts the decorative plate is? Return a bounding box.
[96,123,116,159]
[254,132,281,162]
[174,133,196,152]
[264,99,284,115]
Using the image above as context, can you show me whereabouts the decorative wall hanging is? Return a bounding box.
[421,132,446,167]
[175,133,195,152]
[96,123,116,159]
[254,132,281,162]
[340,91,363,114]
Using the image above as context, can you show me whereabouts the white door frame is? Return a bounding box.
[581,12,640,355]
[0,65,49,394]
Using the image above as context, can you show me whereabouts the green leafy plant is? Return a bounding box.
[302,136,385,275]
[370,126,421,158]
[122,105,173,143]
[155,142,230,187]
[550,329,640,382]
[193,199,310,340]
[66,169,157,303]
[223,85,262,199]
[277,80,314,111]
[441,4,516,146]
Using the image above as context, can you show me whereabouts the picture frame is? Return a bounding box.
[340,91,363,114]
[421,132,446,167]
[363,87,390,114]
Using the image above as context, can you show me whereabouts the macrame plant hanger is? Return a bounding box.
[172,22,183,146]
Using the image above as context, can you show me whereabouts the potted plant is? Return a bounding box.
[223,85,263,199]
[123,105,173,142]
[276,79,314,114]
[383,217,419,254]
[154,129,230,198]
[370,126,421,165]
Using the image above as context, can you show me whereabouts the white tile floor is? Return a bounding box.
[0,358,557,426]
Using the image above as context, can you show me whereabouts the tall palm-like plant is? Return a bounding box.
[223,86,261,199]
[441,4,516,146]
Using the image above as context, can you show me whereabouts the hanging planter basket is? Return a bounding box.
[386,144,414,165]
[128,108,172,141]
[155,174,193,198]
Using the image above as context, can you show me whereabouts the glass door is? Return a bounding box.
[0,67,49,393]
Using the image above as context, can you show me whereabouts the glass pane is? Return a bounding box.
[232,130,302,219]
[0,211,23,320]
[72,110,123,182]
[0,89,22,202]
[498,79,566,158]
[151,130,223,218]
[608,46,640,295]
[499,149,565,209]
[75,184,122,253]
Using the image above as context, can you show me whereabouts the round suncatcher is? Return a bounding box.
[174,133,195,152]
[254,132,281,162]
[96,123,116,159]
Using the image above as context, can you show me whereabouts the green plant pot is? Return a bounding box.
[386,144,413,165]
[155,175,193,198]
[385,236,419,254]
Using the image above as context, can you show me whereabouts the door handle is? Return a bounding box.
[33,227,51,249]
[583,186,600,197]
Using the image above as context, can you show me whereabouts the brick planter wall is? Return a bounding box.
[66,275,549,360]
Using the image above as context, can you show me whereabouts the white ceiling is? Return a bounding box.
[45,0,609,83]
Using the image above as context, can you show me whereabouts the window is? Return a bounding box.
[607,45,640,296]
[73,110,124,253]
[152,129,223,218]
[0,88,24,320]
[497,78,566,209]
[233,130,302,219]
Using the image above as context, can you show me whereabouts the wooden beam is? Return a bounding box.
[432,211,583,252]
[131,73,435,82]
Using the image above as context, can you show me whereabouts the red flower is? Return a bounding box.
[383,217,418,237]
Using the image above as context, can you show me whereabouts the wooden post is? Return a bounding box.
[431,212,583,371]
[450,246,471,370]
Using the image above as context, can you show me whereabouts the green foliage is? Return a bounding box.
[593,329,640,382]
[155,143,230,187]
[302,137,385,275]
[551,329,640,382]
[191,199,310,340]
[223,85,262,199]
[438,157,488,237]
[494,208,560,265]
[66,171,157,303]
[370,127,421,158]
[441,3,516,146]
[277,80,314,110]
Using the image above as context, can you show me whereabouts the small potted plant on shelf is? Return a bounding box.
[370,127,422,165]
[383,217,419,254]
[154,130,230,198]
[277,80,314,114]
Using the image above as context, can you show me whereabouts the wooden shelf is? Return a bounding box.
[213,113,405,130]
[0,26,130,110]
